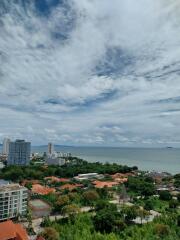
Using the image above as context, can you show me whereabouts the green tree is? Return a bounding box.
[144,198,154,211]
[93,208,118,233]
[154,224,170,237]
[122,206,138,222]
[27,209,34,234]
[56,195,70,212]
[41,227,59,240]
[41,216,51,227]
[83,190,99,206]
[62,204,80,216]
[95,200,113,211]
[177,215,180,227]
[24,182,32,190]
[159,191,172,201]
[137,208,149,224]
[169,199,179,209]
[177,193,180,202]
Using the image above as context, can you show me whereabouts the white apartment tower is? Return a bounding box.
[0,183,28,221]
[2,138,10,155]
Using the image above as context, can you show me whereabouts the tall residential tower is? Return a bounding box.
[8,140,31,166]
[2,138,10,155]
[48,142,54,155]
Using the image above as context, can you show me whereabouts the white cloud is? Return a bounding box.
[0,0,180,146]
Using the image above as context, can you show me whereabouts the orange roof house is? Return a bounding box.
[32,184,55,195]
[60,183,83,191]
[111,173,135,183]
[92,180,119,188]
[0,220,28,240]
[111,172,134,178]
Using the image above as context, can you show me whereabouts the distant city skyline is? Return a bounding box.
[0,0,180,147]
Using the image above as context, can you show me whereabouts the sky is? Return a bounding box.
[0,0,180,147]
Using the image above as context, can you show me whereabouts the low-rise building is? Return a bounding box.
[111,172,134,183]
[92,180,119,189]
[31,184,56,195]
[60,183,83,191]
[44,176,70,183]
[0,183,28,221]
[46,152,66,166]
[74,173,104,181]
[0,220,29,240]
[146,171,172,184]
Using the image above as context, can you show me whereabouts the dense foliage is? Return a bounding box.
[41,211,180,240]
[0,159,137,181]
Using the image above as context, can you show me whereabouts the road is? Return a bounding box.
[24,206,92,235]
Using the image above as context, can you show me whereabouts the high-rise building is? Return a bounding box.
[2,138,10,155]
[8,140,31,166]
[47,142,54,155]
[0,183,28,221]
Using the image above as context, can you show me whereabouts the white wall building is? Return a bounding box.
[46,152,66,166]
[2,138,10,155]
[0,183,28,221]
[74,173,104,181]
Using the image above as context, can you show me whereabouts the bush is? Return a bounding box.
[41,227,59,240]
[159,191,172,201]
[169,199,179,209]
[83,190,99,205]
[154,224,170,237]
[144,199,154,211]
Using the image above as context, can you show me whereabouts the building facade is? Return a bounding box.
[47,142,54,155]
[46,152,66,166]
[8,140,31,166]
[0,183,28,221]
[2,138,10,155]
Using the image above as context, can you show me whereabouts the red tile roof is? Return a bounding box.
[59,178,70,182]
[32,184,56,195]
[15,223,29,240]
[0,220,28,240]
[92,180,119,188]
[111,172,134,179]
[60,183,83,191]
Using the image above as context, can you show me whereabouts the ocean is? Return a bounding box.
[31,146,180,174]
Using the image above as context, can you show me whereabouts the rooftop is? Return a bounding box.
[32,184,56,195]
[0,183,27,193]
[92,180,119,188]
[60,183,83,191]
[0,220,28,240]
[111,172,135,178]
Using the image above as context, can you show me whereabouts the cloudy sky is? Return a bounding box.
[0,0,180,147]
